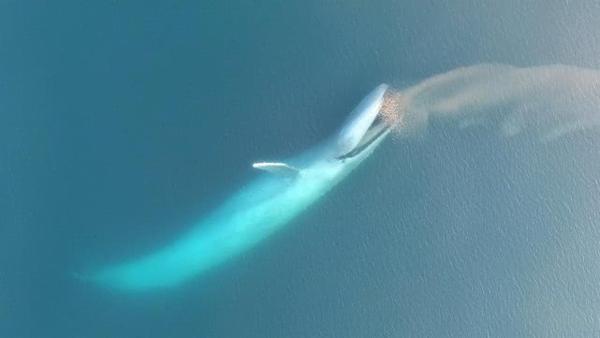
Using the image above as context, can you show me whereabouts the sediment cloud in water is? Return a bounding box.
[381,64,600,141]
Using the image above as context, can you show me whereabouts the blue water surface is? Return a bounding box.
[3,1,600,337]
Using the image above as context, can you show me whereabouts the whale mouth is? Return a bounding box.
[336,116,389,160]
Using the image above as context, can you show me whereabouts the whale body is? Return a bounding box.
[88,84,391,291]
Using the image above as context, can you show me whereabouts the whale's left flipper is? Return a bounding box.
[252,162,299,177]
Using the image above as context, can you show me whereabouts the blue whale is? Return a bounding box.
[88,85,391,291]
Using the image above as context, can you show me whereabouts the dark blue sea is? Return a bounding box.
[4,1,600,337]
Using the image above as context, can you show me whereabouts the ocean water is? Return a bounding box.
[3,1,600,337]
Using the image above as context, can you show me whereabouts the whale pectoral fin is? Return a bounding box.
[252,162,300,177]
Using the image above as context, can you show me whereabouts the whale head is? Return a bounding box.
[334,84,391,163]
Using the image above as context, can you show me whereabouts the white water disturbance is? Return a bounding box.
[382,64,600,141]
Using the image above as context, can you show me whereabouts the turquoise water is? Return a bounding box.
[4,1,600,337]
